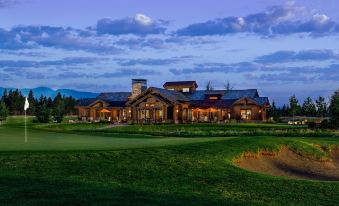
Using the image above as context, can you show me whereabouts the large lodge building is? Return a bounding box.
[77,79,270,123]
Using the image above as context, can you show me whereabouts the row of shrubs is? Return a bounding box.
[307,119,338,129]
[38,121,337,138]
[99,127,335,138]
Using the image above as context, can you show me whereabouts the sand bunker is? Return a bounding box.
[235,146,339,181]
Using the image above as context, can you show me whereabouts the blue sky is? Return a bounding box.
[0,0,339,105]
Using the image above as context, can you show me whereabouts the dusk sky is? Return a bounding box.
[0,0,339,105]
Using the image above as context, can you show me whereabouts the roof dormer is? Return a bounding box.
[163,81,198,93]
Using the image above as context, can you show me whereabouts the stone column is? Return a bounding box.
[218,109,222,122]
[153,109,156,123]
[174,105,179,124]
[163,105,167,123]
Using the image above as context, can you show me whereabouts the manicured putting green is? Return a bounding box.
[0,126,227,151]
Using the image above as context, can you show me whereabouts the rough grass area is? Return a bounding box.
[38,121,336,138]
[1,116,339,205]
[0,137,339,205]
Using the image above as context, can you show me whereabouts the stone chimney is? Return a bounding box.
[130,79,147,99]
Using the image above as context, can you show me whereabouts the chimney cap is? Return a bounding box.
[132,78,147,81]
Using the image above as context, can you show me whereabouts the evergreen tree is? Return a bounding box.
[301,97,317,117]
[64,96,77,115]
[0,101,9,125]
[316,96,328,117]
[2,89,8,101]
[52,92,65,123]
[35,96,51,123]
[281,104,288,117]
[223,80,234,90]
[329,89,339,128]
[269,101,279,121]
[205,80,214,91]
[1,88,77,123]
[289,95,299,120]
[27,90,36,115]
[47,97,54,109]
[4,89,25,115]
[14,89,24,115]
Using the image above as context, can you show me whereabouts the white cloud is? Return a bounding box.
[313,14,329,24]
[135,14,153,25]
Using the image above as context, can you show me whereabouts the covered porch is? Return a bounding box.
[93,108,130,122]
[78,99,131,122]
[79,107,130,122]
[189,108,231,123]
[135,106,167,123]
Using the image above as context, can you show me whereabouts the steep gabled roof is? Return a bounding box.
[186,89,259,101]
[222,89,259,100]
[186,90,205,100]
[204,90,226,95]
[96,92,131,107]
[77,86,267,108]
[78,92,131,107]
[163,81,198,88]
[149,87,189,102]
[97,92,131,101]
[77,98,96,106]
[127,87,189,106]
[253,97,269,107]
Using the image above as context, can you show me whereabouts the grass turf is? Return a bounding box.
[0,118,226,151]
[0,116,339,205]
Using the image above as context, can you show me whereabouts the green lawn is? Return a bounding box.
[0,116,339,205]
[0,118,226,151]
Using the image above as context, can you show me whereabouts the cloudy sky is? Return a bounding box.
[0,0,339,105]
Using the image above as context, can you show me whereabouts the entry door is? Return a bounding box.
[167,106,173,120]
[240,109,252,120]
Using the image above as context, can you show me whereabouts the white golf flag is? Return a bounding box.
[24,97,29,111]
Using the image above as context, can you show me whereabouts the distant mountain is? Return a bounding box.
[0,87,99,99]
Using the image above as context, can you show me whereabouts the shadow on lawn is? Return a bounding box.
[0,176,247,206]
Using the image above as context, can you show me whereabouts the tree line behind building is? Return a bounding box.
[0,88,338,129]
[0,89,77,123]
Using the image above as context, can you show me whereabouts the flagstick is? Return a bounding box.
[25,109,27,143]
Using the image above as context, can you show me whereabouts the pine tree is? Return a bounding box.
[316,96,328,117]
[64,96,77,115]
[289,95,299,120]
[329,89,339,128]
[52,92,65,123]
[27,90,36,115]
[281,104,288,117]
[0,101,9,125]
[205,80,214,91]
[47,97,54,109]
[301,97,316,117]
[223,80,234,90]
[35,96,51,123]
[2,89,8,101]
[269,100,279,121]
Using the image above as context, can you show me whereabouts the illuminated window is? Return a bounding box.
[209,96,218,100]
[182,88,190,92]
[241,109,251,120]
